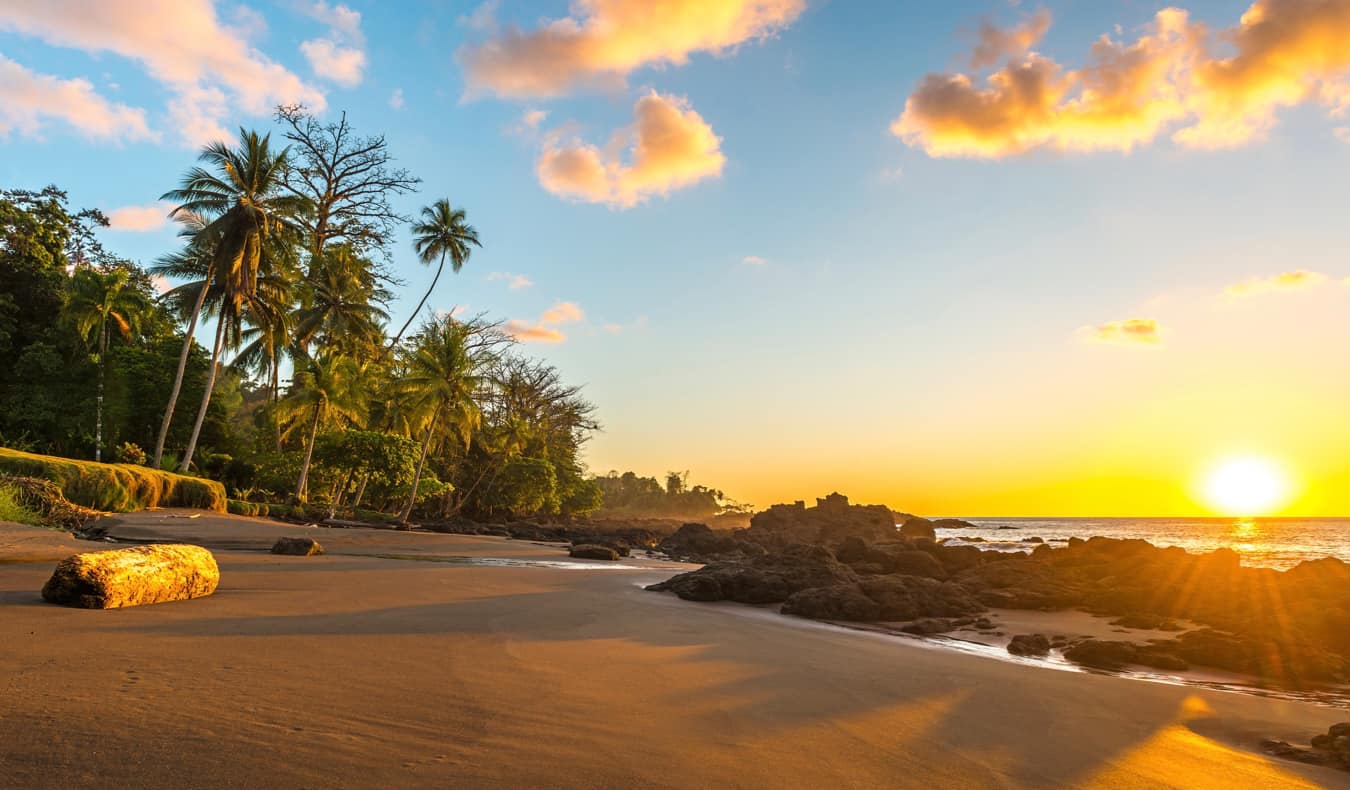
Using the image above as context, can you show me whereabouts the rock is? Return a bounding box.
[1110,613,1184,631]
[782,584,881,621]
[272,536,324,556]
[571,539,630,557]
[833,535,870,564]
[41,544,219,609]
[898,515,937,540]
[647,543,858,605]
[931,518,979,530]
[1062,640,1138,670]
[569,544,621,561]
[743,494,899,548]
[886,550,947,579]
[857,575,984,621]
[900,618,957,635]
[1008,634,1051,656]
[1262,740,1327,765]
[1022,536,1045,544]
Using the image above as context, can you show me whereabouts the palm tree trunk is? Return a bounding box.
[179,314,225,473]
[399,410,439,523]
[386,252,445,352]
[271,354,282,452]
[294,403,323,504]
[351,473,370,510]
[152,276,210,469]
[95,324,106,463]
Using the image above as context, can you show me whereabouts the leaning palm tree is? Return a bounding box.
[160,128,307,473]
[148,211,212,468]
[277,352,368,503]
[394,315,495,522]
[64,267,152,462]
[387,199,480,349]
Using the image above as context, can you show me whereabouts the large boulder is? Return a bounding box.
[885,550,947,579]
[781,584,881,621]
[1007,634,1051,657]
[42,544,219,609]
[779,574,984,623]
[897,515,937,540]
[272,537,324,556]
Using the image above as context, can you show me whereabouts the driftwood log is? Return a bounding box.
[41,544,220,609]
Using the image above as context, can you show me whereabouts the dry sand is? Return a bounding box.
[1,513,1347,788]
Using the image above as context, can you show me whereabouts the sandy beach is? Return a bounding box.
[1,513,1346,789]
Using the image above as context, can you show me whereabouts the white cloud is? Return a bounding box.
[300,1,365,87]
[486,271,533,290]
[389,88,405,110]
[0,0,326,146]
[742,255,767,266]
[105,201,174,231]
[0,54,155,142]
[537,92,725,208]
[505,301,584,343]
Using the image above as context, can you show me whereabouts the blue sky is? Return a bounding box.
[3,0,1350,514]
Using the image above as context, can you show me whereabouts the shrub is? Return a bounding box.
[0,447,227,512]
[226,499,270,518]
[115,442,147,466]
[0,482,41,525]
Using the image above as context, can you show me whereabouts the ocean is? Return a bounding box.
[939,517,1350,570]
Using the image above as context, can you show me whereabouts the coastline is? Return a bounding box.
[2,514,1347,787]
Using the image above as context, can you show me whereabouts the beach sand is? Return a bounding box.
[1,513,1346,788]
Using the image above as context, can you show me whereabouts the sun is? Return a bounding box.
[1201,456,1291,516]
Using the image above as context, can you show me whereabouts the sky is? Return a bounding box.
[3,0,1350,516]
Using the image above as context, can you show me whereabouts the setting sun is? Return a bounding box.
[1202,456,1292,516]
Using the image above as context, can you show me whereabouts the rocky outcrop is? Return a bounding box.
[1061,640,1188,672]
[569,544,621,561]
[646,543,858,604]
[41,544,219,609]
[897,516,937,540]
[741,493,898,548]
[781,574,983,623]
[272,537,324,556]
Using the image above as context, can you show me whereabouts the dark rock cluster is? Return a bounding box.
[1262,722,1350,770]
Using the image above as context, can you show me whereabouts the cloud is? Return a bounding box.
[742,255,767,266]
[970,9,1052,69]
[389,88,405,110]
[601,314,648,334]
[1081,318,1164,345]
[1337,126,1350,143]
[0,0,326,146]
[300,1,365,87]
[486,271,534,290]
[1223,269,1329,297]
[459,0,805,98]
[537,92,725,208]
[894,0,1350,158]
[521,109,548,130]
[105,201,174,231]
[0,54,155,142]
[505,300,584,343]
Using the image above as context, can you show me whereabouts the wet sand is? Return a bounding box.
[1,513,1346,788]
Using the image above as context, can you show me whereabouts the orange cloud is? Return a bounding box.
[0,54,154,142]
[970,9,1052,69]
[1223,269,1329,297]
[894,0,1350,158]
[1081,318,1165,346]
[460,0,805,98]
[537,92,725,208]
[106,202,173,231]
[506,301,585,343]
[0,0,326,145]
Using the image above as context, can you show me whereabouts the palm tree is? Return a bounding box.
[295,246,390,359]
[64,267,152,462]
[148,212,211,468]
[277,353,368,503]
[394,315,495,522]
[388,199,480,349]
[160,128,306,473]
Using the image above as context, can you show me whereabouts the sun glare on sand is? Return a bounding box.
[1201,456,1292,516]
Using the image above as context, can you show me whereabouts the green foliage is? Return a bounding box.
[116,442,147,465]
[478,456,558,517]
[0,447,227,512]
[0,483,41,525]
[226,499,270,517]
[593,471,728,519]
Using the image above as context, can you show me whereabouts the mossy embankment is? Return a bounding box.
[0,448,226,513]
